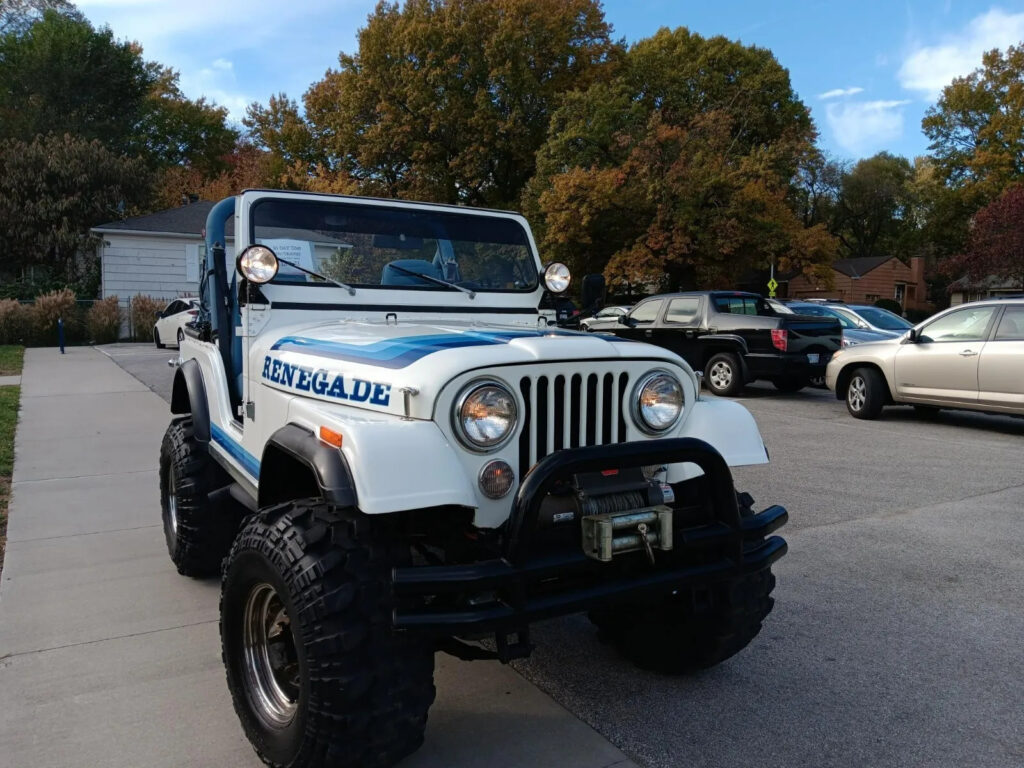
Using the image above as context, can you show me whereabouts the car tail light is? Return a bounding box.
[771,329,788,352]
[188,310,198,316]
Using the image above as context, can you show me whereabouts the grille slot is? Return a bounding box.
[519,371,630,469]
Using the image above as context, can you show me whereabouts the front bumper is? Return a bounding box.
[392,437,787,636]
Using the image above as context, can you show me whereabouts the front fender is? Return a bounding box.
[286,399,476,515]
[668,397,768,482]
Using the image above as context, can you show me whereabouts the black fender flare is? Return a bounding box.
[259,424,358,509]
[170,359,211,443]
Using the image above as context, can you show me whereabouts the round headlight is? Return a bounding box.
[237,245,279,284]
[453,381,518,450]
[543,262,571,293]
[633,371,684,433]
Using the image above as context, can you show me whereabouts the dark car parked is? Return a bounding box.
[595,291,842,395]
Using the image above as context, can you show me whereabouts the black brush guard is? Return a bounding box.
[392,437,787,637]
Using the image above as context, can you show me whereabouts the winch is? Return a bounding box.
[534,468,675,564]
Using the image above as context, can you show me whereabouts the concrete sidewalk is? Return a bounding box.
[0,347,636,768]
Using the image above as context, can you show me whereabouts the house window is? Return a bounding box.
[865,293,880,303]
[894,284,905,304]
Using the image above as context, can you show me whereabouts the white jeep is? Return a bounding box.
[160,189,788,768]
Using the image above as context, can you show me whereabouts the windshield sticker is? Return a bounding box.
[270,329,577,369]
[262,356,392,406]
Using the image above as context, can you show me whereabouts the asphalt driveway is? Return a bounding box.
[33,344,1024,767]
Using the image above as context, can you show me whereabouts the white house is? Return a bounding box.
[92,201,232,328]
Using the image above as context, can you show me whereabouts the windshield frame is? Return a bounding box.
[246,195,541,294]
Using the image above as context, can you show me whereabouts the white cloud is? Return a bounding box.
[819,87,865,100]
[899,7,1024,98]
[825,100,911,155]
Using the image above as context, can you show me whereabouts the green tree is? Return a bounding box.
[0,0,80,36]
[0,11,236,169]
[244,93,321,181]
[922,45,1024,201]
[831,152,918,260]
[529,27,833,291]
[0,133,151,293]
[301,0,621,207]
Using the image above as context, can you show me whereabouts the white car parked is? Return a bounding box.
[153,298,199,349]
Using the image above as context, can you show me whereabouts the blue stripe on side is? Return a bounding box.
[211,423,260,478]
[270,330,545,369]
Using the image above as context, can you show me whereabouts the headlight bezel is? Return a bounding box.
[451,378,519,452]
[236,244,279,284]
[631,369,685,434]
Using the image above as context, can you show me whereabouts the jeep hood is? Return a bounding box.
[252,320,689,418]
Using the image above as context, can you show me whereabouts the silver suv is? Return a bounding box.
[826,298,1024,419]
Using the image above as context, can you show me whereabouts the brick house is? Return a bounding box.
[784,256,930,312]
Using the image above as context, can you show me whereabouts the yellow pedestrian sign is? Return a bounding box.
[767,278,778,298]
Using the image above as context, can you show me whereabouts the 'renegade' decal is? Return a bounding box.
[262,356,392,406]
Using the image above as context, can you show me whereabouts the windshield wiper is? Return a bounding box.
[277,257,356,296]
[387,263,475,299]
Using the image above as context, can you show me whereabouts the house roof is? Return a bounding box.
[92,201,233,237]
[831,255,894,278]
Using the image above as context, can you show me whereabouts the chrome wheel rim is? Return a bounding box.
[167,470,178,536]
[709,361,733,390]
[242,583,299,729]
[848,376,866,411]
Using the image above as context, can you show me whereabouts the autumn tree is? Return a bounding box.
[529,27,835,292]
[923,45,1024,203]
[0,11,236,170]
[0,134,151,293]
[298,0,621,207]
[153,143,281,210]
[944,184,1024,289]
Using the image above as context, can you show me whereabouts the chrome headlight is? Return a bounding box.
[237,245,279,283]
[632,371,684,433]
[453,381,518,451]
[543,262,571,293]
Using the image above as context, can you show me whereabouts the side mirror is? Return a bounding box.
[905,328,918,343]
[617,314,635,327]
[580,273,606,314]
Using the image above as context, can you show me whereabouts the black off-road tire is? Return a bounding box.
[771,377,806,393]
[221,500,436,768]
[845,367,886,420]
[704,352,744,396]
[589,569,776,674]
[154,327,165,349]
[159,417,240,576]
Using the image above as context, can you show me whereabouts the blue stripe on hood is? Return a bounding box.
[270,329,569,369]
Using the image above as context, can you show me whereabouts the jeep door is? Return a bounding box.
[977,305,1024,412]
[893,305,998,405]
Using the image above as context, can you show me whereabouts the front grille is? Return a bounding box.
[518,371,630,469]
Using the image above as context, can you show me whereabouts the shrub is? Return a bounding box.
[87,296,123,344]
[0,299,30,345]
[873,298,904,315]
[130,295,164,342]
[30,289,81,345]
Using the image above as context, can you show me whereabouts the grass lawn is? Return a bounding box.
[0,345,24,376]
[0,386,20,576]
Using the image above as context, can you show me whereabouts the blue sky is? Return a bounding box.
[76,1,1024,163]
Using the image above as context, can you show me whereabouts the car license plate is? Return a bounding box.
[807,353,820,364]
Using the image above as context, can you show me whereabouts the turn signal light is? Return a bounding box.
[318,426,343,448]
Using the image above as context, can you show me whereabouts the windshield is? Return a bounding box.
[249,198,538,292]
[852,307,912,330]
[793,305,857,329]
